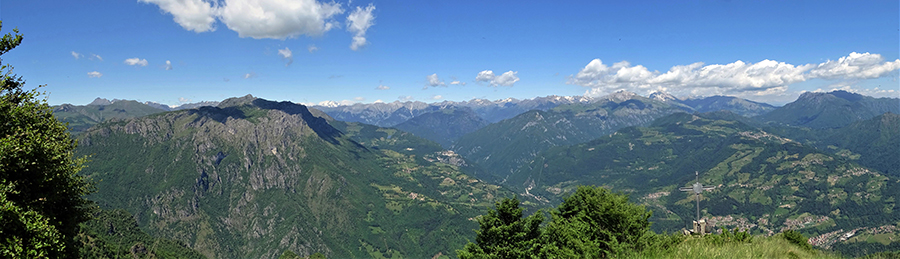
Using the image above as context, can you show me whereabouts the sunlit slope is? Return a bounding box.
[77,95,512,259]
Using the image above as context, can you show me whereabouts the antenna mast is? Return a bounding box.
[679,171,715,234]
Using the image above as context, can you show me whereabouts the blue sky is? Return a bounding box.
[1,0,897,106]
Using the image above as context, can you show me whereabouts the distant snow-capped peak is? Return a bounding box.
[600,90,639,102]
[649,91,679,102]
[317,100,341,108]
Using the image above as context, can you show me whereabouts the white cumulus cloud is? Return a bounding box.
[449,81,466,86]
[568,52,900,99]
[346,4,375,50]
[218,0,344,39]
[475,70,520,86]
[431,95,443,100]
[308,44,318,53]
[87,71,102,78]
[165,60,173,70]
[354,96,365,101]
[426,73,445,87]
[278,47,293,66]
[71,51,83,59]
[398,95,414,101]
[142,0,351,40]
[124,58,149,66]
[376,84,390,90]
[90,53,103,61]
[139,0,218,33]
[244,72,257,79]
[809,52,900,80]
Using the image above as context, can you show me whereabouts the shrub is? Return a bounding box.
[781,230,812,250]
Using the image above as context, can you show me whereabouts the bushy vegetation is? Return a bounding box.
[457,197,543,258]
[635,234,842,259]
[77,209,206,259]
[459,185,849,258]
[781,229,812,250]
[0,22,94,258]
[458,186,680,258]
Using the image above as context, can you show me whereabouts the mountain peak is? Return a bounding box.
[317,100,341,108]
[598,90,639,102]
[88,97,112,106]
[828,90,864,102]
[496,97,519,103]
[796,90,866,103]
[217,94,257,108]
[649,91,679,102]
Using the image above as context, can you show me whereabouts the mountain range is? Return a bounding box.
[59,90,900,258]
[53,98,219,133]
[312,95,595,127]
[451,91,691,181]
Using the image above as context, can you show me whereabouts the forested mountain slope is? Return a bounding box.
[757,90,899,129]
[679,95,776,117]
[393,108,490,148]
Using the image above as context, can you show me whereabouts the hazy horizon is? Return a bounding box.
[3,1,897,107]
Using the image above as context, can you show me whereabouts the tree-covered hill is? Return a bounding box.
[393,108,490,148]
[757,90,899,129]
[76,95,514,259]
[679,95,777,117]
[817,112,900,178]
[512,112,900,254]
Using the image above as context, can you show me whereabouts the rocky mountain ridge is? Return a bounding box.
[76,95,511,258]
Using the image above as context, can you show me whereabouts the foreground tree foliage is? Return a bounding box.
[458,186,668,258]
[540,186,656,257]
[458,186,840,258]
[458,197,543,259]
[0,22,94,258]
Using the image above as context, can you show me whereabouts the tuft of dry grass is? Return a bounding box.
[622,236,843,259]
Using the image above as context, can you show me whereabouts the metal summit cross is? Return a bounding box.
[679,171,715,234]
